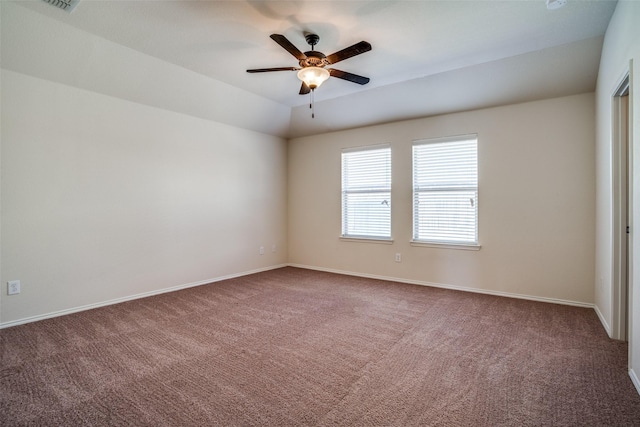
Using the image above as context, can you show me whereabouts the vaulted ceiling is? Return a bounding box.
[9,0,617,138]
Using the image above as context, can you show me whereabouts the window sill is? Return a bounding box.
[410,240,481,251]
[340,236,394,245]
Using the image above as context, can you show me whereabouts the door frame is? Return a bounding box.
[612,70,631,342]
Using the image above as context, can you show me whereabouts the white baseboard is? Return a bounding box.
[630,369,640,396]
[1,263,597,329]
[287,263,595,308]
[0,264,288,329]
[593,304,612,337]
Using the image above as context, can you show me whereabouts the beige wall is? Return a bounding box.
[0,71,287,325]
[595,0,640,392]
[0,3,289,326]
[289,93,595,305]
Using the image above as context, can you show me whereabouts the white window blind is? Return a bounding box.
[413,135,478,244]
[342,145,391,239]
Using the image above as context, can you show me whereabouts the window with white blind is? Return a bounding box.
[412,135,478,246]
[342,145,392,240]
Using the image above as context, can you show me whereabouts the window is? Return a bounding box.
[412,135,478,246]
[342,145,391,240]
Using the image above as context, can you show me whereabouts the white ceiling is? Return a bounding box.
[12,0,617,137]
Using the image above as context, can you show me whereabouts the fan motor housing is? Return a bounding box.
[300,51,329,68]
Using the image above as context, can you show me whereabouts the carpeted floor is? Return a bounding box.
[1,267,640,426]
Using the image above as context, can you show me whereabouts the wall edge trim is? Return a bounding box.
[629,369,640,396]
[593,303,612,337]
[287,263,595,308]
[0,264,288,329]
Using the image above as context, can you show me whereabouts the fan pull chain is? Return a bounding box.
[309,90,316,119]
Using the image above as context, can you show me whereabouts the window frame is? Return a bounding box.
[411,134,480,250]
[341,144,393,242]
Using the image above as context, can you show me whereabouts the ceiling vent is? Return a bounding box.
[41,0,80,13]
[546,0,567,10]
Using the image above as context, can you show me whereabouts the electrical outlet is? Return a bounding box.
[259,246,265,255]
[395,253,402,263]
[7,280,21,295]
[272,243,276,253]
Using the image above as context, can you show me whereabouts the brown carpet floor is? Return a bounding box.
[1,267,640,426]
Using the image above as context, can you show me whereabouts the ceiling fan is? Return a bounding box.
[247,33,372,96]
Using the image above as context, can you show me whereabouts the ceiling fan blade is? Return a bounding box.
[329,69,370,85]
[270,34,306,60]
[246,67,299,73]
[326,41,372,64]
[299,82,311,95]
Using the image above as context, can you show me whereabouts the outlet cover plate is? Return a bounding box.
[8,280,21,295]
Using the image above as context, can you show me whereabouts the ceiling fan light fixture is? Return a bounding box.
[297,67,330,90]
